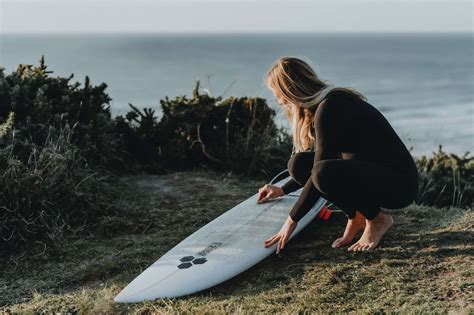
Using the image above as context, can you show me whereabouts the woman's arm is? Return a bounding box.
[280,177,302,195]
[288,176,323,222]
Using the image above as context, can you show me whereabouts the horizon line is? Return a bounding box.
[2,30,473,35]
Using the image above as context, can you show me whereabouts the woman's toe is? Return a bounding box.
[332,238,342,248]
[333,237,351,248]
[348,242,358,251]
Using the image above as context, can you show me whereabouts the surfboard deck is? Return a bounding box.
[114,177,327,303]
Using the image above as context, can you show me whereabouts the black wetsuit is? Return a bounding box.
[281,90,419,222]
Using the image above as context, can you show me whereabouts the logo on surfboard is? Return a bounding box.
[177,241,224,269]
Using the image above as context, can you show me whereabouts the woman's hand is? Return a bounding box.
[257,184,284,204]
[264,216,298,254]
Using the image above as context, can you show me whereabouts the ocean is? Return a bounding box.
[0,33,472,156]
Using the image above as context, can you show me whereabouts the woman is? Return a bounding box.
[258,57,419,253]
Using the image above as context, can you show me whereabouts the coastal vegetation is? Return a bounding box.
[415,145,473,208]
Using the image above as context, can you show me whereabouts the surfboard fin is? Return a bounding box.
[317,205,332,221]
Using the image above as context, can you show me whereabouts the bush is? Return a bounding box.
[113,104,163,172]
[415,145,473,208]
[0,114,122,253]
[115,81,293,177]
[1,58,292,177]
[0,56,124,170]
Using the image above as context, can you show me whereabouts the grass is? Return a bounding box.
[1,170,472,314]
[0,121,124,253]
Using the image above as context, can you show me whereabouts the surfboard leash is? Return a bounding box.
[269,169,290,185]
[270,169,333,221]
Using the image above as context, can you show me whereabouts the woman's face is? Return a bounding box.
[268,84,290,109]
[276,96,285,106]
[274,94,289,107]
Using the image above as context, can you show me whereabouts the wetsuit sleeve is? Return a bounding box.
[288,95,350,222]
[281,177,302,195]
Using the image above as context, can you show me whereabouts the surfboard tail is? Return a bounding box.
[317,205,332,221]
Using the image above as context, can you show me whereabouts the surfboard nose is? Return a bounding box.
[114,286,144,303]
[114,290,145,303]
[114,290,131,303]
[114,295,124,303]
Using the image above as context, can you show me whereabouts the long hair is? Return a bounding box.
[266,56,366,153]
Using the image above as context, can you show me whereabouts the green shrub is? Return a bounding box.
[0,56,124,170]
[415,145,473,208]
[0,114,123,253]
[116,81,293,177]
[113,104,163,172]
[1,58,292,177]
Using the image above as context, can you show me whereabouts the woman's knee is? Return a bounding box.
[311,160,334,194]
[288,152,312,185]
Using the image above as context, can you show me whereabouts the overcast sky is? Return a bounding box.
[0,0,472,34]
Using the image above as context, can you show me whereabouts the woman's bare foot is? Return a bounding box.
[332,211,366,248]
[348,210,394,251]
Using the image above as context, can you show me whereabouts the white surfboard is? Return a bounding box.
[114,177,327,303]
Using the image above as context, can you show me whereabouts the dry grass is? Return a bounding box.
[0,122,124,253]
[1,170,472,314]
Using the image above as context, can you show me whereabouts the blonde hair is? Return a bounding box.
[266,56,366,153]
